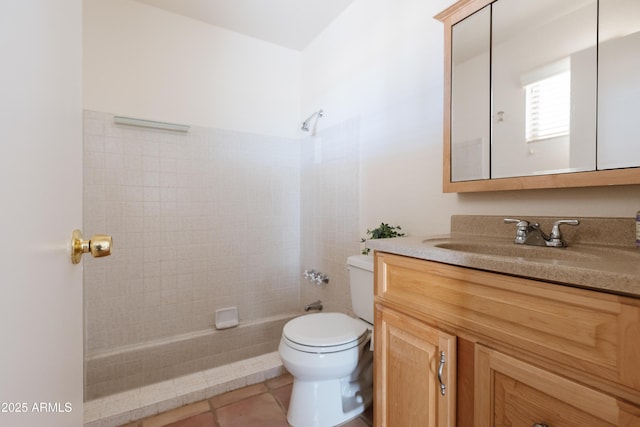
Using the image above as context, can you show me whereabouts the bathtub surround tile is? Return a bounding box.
[84,110,362,406]
[84,399,104,426]
[172,373,208,404]
[300,118,361,316]
[173,372,207,396]
[83,110,301,399]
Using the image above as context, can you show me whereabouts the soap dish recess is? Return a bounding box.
[215,307,239,330]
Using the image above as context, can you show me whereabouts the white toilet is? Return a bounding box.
[279,255,374,427]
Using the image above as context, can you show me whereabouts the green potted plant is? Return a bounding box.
[361,223,405,255]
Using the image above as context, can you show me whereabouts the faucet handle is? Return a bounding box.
[504,218,530,244]
[504,218,529,228]
[547,219,579,247]
[549,219,579,240]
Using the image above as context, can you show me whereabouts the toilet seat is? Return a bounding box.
[282,313,370,353]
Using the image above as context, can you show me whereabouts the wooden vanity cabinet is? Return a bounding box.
[374,305,456,427]
[373,252,640,427]
[476,345,631,427]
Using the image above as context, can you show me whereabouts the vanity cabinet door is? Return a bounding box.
[374,305,456,427]
[475,344,627,427]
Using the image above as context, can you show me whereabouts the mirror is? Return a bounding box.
[438,0,640,192]
[491,0,597,178]
[598,0,640,169]
[451,6,490,182]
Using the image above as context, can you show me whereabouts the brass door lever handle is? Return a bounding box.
[71,230,112,264]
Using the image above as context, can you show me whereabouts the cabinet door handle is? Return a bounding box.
[438,351,446,396]
[532,424,549,427]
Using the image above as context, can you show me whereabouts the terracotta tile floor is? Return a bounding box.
[118,373,373,427]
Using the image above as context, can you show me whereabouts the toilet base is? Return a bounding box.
[286,347,373,427]
[287,375,372,427]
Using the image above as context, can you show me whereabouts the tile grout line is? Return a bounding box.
[206,396,218,427]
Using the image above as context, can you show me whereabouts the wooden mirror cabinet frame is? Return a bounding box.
[436,0,640,193]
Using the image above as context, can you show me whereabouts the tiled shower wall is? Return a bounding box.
[300,119,361,315]
[83,111,301,398]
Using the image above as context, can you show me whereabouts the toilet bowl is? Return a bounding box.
[279,255,374,427]
[279,313,373,427]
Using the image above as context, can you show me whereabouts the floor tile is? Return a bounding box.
[339,416,370,427]
[141,401,210,427]
[361,404,373,425]
[270,383,292,411]
[216,393,288,427]
[209,383,268,409]
[164,412,216,427]
[117,373,374,427]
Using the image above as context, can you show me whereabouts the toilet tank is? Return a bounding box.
[347,255,374,324]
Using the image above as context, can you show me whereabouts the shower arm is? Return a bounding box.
[301,109,324,132]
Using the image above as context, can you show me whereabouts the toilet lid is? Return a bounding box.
[283,312,368,347]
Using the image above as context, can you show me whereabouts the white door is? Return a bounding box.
[0,1,83,426]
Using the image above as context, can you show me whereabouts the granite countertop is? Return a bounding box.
[365,215,640,298]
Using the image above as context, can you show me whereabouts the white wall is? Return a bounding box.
[83,0,301,138]
[301,0,640,238]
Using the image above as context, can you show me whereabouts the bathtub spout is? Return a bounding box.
[304,300,323,312]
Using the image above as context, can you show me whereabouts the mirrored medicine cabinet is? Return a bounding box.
[436,0,640,192]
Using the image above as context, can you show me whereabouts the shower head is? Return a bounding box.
[301,109,324,132]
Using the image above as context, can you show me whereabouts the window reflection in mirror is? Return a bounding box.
[450,6,490,182]
[491,0,597,179]
[598,0,640,170]
[523,58,571,144]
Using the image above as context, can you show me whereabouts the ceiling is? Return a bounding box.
[134,0,355,51]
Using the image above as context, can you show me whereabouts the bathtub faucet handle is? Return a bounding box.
[303,269,329,285]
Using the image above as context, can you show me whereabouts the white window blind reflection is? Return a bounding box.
[525,70,571,142]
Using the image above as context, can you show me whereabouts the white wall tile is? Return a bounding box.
[84,110,301,362]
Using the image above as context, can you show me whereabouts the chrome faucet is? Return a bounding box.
[504,218,579,247]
